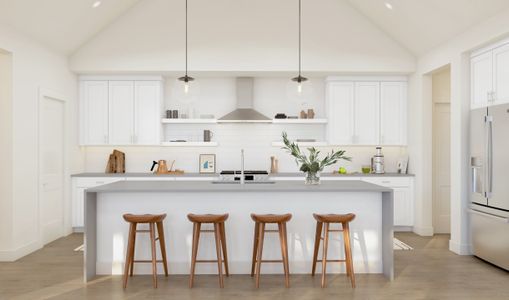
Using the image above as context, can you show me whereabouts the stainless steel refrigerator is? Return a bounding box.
[470,103,509,270]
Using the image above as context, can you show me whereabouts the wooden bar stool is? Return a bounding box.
[311,213,356,288]
[250,213,292,288]
[122,213,169,289]
[188,213,229,288]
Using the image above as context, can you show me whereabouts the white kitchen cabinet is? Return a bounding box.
[361,177,414,227]
[354,82,380,145]
[134,81,161,145]
[380,82,407,145]
[471,51,493,109]
[80,77,162,146]
[493,43,509,105]
[109,81,135,145]
[80,81,109,145]
[326,82,354,145]
[71,177,124,229]
[326,77,407,146]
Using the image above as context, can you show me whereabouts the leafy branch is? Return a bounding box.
[282,132,351,173]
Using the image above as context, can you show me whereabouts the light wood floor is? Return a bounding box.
[0,233,508,300]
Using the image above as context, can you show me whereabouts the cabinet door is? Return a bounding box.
[380,82,407,145]
[393,187,413,226]
[81,81,109,145]
[134,81,161,145]
[471,51,493,109]
[109,81,135,145]
[493,43,509,105]
[354,82,380,145]
[72,187,86,228]
[326,82,355,145]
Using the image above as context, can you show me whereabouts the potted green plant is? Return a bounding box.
[281,132,351,184]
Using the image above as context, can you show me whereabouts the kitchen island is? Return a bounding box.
[84,180,394,282]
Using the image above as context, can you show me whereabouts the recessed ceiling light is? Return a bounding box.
[385,2,393,10]
[92,1,102,8]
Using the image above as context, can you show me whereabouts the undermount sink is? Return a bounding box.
[211,181,276,184]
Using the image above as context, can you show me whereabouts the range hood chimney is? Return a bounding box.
[218,77,271,123]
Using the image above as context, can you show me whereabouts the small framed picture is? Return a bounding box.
[397,156,409,174]
[199,154,216,173]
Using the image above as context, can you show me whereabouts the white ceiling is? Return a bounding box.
[1,0,509,56]
[346,0,509,55]
[0,0,141,54]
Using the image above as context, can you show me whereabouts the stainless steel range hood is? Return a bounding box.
[218,77,271,123]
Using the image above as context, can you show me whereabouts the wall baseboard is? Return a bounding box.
[413,226,434,236]
[449,240,471,255]
[0,240,42,262]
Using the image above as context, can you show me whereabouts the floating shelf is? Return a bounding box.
[271,141,328,147]
[272,118,328,124]
[161,142,218,147]
[161,118,217,124]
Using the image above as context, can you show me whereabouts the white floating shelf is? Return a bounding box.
[161,118,217,124]
[161,142,218,147]
[272,118,328,124]
[271,141,328,147]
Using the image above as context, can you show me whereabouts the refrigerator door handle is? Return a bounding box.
[485,115,493,198]
[469,209,509,223]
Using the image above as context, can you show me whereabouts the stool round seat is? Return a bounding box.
[251,213,292,223]
[187,213,229,223]
[123,213,166,223]
[313,213,355,223]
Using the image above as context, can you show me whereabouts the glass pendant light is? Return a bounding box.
[178,0,194,95]
[291,0,307,94]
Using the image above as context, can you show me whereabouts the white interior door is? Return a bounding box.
[40,95,65,244]
[433,103,451,234]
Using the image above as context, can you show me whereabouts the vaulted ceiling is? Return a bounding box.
[0,0,141,54]
[1,0,508,56]
[346,0,509,55]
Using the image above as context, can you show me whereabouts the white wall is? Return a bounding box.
[0,24,82,261]
[0,49,13,250]
[408,7,509,254]
[70,0,415,74]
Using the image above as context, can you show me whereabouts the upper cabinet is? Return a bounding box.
[80,77,162,146]
[326,77,407,146]
[380,82,407,145]
[80,81,109,145]
[471,40,509,109]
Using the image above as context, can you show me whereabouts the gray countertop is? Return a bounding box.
[87,180,392,193]
[71,172,219,177]
[72,172,413,178]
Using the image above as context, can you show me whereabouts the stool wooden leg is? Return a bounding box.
[321,222,330,288]
[129,223,137,277]
[219,222,230,276]
[123,222,136,289]
[213,223,225,288]
[189,222,201,288]
[149,222,158,288]
[280,222,290,288]
[311,221,323,276]
[255,222,265,288]
[343,222,355,288]
[250,222,260,277]
[156,221,169,276]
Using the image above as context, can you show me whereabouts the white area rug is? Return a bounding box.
[394,238,413,250]
[74,244,84,252]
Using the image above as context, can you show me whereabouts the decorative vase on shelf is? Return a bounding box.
[280,132,351,185]
[305,171,320,185]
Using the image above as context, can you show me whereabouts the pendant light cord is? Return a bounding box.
[298,0,301,78]
[185,0,188,77]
